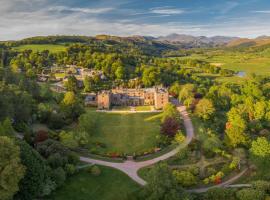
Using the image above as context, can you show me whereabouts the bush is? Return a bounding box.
[51,167,66,188]
[65,164,76,176]
[172,170,197,187]
[91,165,101,176]
[34,130,48,144]
[236,188,265,200]
[174,131,186,144]
[48,153,67,169]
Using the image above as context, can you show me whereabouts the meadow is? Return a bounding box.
[13,44,67,53]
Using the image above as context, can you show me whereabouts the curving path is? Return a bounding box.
[80,104,194,186]
[188,168,249,193]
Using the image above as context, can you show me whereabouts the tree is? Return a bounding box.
[250,137,270,158]
[59,131,79,148]
[169,82,181,97]
[142,67,160,87]
[141,163,188,200]
[115,65,125,80]
[64,76,77,91]
[78,113,96,134]
[236,188,265,200]
[161,102,179,122]
[62,91,76,106]
[203,188,235,200]
[0,118,15,137]
[15,141,48,200]
[161,117,180,137]
[83,76,94,92]
[178,84,194,102]
[51,167,66,188]
[0,136,25,200]
[225,107,248,147]
[198,129,222,154]
[253,101,267,121]
[195,98,215,120]
[172,170,197,187]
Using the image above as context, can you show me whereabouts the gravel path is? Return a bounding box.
[80,104,194,186]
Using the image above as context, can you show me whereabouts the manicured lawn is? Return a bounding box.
[13,44,67,53]
[135,105,152,111]
[111,106,130,111]
[85,111,162,155]
[49,166,141,200]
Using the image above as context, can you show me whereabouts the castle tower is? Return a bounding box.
[154,88,169,110]
[97,91,111,109]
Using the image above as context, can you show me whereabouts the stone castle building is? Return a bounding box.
[96,87,169,110]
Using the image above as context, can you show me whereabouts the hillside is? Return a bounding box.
[227,36,270,48]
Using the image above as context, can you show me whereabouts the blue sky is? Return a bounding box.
[1,0,270,40]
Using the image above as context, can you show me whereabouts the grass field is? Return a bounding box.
[49,166,140,200]
[13,44,67,53]
[135,105,152,111]
[85,111,162,154]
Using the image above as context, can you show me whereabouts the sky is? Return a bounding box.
[1,0,270,40]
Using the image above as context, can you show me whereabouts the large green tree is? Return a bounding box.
[0,137,25,200]
[15,141,48,200]
[140,163,189,200]
[195,98,215,120]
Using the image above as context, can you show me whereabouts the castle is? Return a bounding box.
[85,87,169,110]
[97,87,169,110]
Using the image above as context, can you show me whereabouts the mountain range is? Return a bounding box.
[155,34,239,47]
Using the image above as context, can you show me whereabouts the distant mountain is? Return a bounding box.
[156,34,239,47]
[227,36,270,48]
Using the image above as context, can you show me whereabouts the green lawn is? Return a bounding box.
[13,44,67,53]
[85,111,162,155]
[49,166,141,200]
[135,105,152,111]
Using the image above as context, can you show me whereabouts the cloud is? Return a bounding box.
[149,6,185,15]
[218,1,239,14]
[49,6,114,14]
[252,10,270,14]
[0,0,270,40]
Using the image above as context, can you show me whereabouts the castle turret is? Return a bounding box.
[97,91,111,109]
[154,88,169,110]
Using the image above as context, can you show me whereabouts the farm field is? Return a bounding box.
[83,111,162,155]
[49,166,141,200]
[179,51,270,75]
[13,44,67,53]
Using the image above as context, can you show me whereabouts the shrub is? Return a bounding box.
[48,153,66,169]
[34,130,48,144]
[65,164,76,176]
[172,170,197,187]
[51,167,66,188]
[174,131,186,144]
[236,188,265,200]
[91,165,101,176]
[229,157,240,170]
